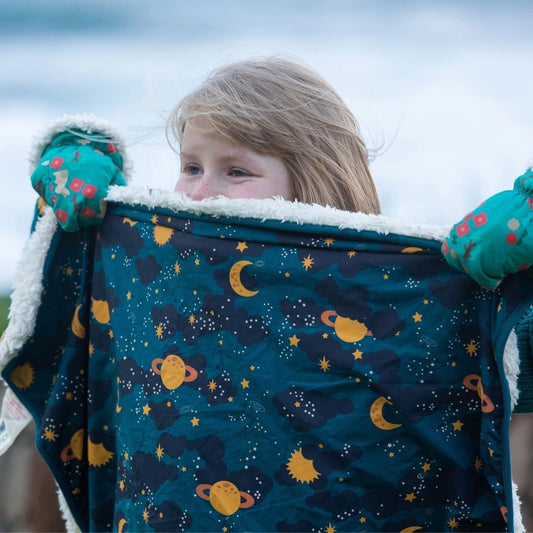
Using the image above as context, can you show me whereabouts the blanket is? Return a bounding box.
[1,187,532,532]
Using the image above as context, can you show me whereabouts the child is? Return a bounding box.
[4,57,532,533]
[31,57,380,234]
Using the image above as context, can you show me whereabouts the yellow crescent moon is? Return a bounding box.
[401,247,423,254]
[400,527,422,533]
[71,304,87,339]
[118,518,127,533]
[370,396,402,430]
[229,260,258,297]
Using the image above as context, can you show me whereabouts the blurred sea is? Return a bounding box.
[1,0,533,291]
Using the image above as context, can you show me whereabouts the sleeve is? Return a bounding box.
[441,169,533,290]
[30,115,130,232]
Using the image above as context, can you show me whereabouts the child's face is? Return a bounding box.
[175,118,292,201]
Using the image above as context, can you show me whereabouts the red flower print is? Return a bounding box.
[55,209,68,223]
[463,213,472,221]
[473,212,487,227]
[82,184,97,198]
[527,198,533,209]
[506,233,517,245]
[51,195,57,205]
[70,178,84,192]
[50,157,64,169]
[107,143,117,154]
[442,240,449,255]
[80,206,96,218]
[456,221,470,237]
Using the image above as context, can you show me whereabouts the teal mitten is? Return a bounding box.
[31,130,127,231]
[442,169,533,289]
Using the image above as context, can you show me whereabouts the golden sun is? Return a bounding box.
[286,448,321,484]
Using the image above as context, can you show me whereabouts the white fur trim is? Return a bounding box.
[503,329,520,410]
[29,114,133,181]
[57,488,81,533]
[106,185,451,242]
[0,208,58,371]
[513,480,525,533]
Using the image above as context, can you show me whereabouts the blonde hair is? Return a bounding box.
[167,57,380,214]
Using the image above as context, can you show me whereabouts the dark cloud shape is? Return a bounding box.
[429,277,476,309]
[117,356,163,398]
[87,376,113,415]
[152,295,269,347]
[279,297,325,328]
[135,254,162,285]
[121,451,179,500]
[273,386,353,432]
[99,214,144,258]
[89,497,115,530]
[315,277,371,320]
[148,399,181,430]
[148,500,193,532]
[367,308,406,339]
[299,333,358,371]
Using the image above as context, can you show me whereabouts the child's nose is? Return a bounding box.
[189,175,217,200]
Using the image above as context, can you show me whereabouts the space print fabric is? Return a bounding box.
[3,201,533,532]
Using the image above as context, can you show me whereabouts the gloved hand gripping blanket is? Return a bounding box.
[1,187,532,533]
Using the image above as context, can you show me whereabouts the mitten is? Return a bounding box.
[442,169,533,289]
[31,129,127,231]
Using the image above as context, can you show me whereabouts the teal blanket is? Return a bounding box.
[1,189,532,532]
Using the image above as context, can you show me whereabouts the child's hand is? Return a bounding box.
[31,130,127,231]
[441,169,533,289]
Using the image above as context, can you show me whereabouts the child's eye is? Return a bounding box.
[183,164,202,176]
[230,168,250,178]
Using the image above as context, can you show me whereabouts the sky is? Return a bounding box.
[1,0,533,292]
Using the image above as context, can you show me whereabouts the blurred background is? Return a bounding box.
[0,0,532,530]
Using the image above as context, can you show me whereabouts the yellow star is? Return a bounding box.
[191,417,200,426]
[194,258,200,266]
[347,250,356,258]
[412,312,423,322]
[285,272,290,278]
[289,334,300,346]
[155,323,164,340]
[466,340,478,356]
[208,379,217,392]
[188,314,196,325]
[448,517,459,530]
[65,392,73,400]
[404,492,416,502]
[174,262,181,275]
[43,428,57,441]
[119,479,125,491]
[353,349,363,359]
[474,456,482,472]
[322,333,329,338]
[324,238,335,247]
[218,339,223,345]
[250,365,255,371]
[389,452,394,457]
[294,402,301,408]
[156,443,165,460]
[422,462,431,472]
[151,214,158,224]
[319,356,331,372]
[423,299,429,304]
[143,508,149,523]
[359,516,367,524]
[301,254,314,271]
[488,447,494,457]
[383,274,389,280]
[228,397,233,402]
[453,419,464,431]
[236,241,248,252]
[355,377,361,383]
[108,329,114,339]
[143,404,151,415]
[126,291,132,300]
[241,379,250,389]
[66,267,73,276]
[182,466,187,472]
[325,523,336,533]
[124,452,129,460]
